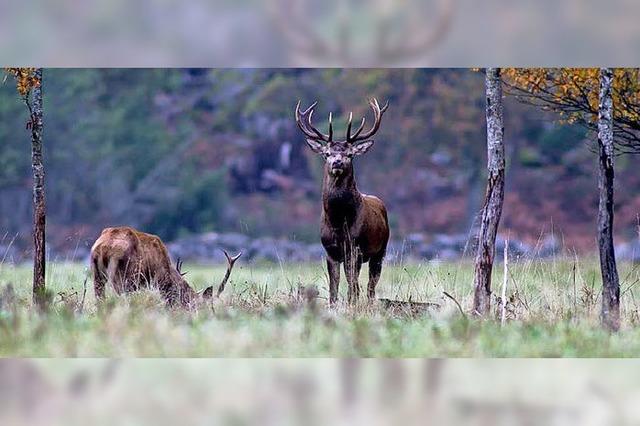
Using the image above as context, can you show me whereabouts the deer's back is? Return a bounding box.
[90,227,172,279]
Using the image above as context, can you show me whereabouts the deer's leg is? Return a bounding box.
[367,252,385,301]
[92,258,106,301]
[345,253,362,305]
[120,258,139,293]
[107,258,123,295]
[327,257,341,307]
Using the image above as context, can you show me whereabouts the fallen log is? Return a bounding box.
[378,298,441,317]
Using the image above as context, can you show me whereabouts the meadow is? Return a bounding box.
[1,257,640,357]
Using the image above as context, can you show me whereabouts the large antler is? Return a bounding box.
[296,98,389,145]
[215,250,242,298]
[295,101,333,142]
[346,98,389,144]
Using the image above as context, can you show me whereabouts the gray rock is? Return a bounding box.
[495,236,533,260]
[217,232,250,251]
[407,233,426,245]
[538,234,561,258]
[4,230,574,265]
[616,241,640,262]
[431,233,470,253]
[307,244,326,261]
[417,242,437,260]
[436,248,459,261]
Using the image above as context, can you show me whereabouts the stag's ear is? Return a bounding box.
[202,286,214,300]
[350,140,374,156]
[305,139,325,154]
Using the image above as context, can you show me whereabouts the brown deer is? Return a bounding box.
[295,98,390,306]
[90,226,241,307]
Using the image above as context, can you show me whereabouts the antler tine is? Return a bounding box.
[373,98,390,115]
[349,98,389,143]
[216,249,243,298]
[328,112,333,141]
[295,100,318,139]
[307,109,330,141]
[295,100,330,142]
[302,100,317,115]
[349,116,367,141]
[176,257,187,277]
[223,249,243,263]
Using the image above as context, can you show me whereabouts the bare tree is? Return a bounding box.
[473,68,505,317]
[28,69,46,310]
[597,68,620,331]
[5,68,47,309]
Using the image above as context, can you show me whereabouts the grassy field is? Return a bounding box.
[1,257,640,356]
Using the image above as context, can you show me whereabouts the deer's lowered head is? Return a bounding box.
[176,250,243,301]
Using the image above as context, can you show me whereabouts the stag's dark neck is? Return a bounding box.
[322,163,362,228]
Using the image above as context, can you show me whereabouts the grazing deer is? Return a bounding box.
[295,98,390,305]
[90,226,241,307]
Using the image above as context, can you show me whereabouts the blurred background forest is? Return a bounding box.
[1,69,639,259]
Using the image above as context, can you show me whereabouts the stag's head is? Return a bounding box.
[295,98,389,177]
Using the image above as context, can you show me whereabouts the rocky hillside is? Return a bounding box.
[2,69,640,256]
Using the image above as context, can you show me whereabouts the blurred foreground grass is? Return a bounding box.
[0,258,640,356]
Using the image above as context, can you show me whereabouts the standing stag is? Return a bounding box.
[295,99,390,306]
[90,226,242,307]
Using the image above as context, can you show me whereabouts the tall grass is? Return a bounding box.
[0,255,639,356]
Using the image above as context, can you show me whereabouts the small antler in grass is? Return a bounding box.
[204,250,243,299]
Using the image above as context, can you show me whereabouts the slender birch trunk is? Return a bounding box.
[597,67,620,331]
[27,68,46,310]
[473,68,505,317]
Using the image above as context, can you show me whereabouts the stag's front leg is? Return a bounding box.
[327,257,341,307]
[344,252,362,305]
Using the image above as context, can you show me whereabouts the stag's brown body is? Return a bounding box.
[320,163,389,304]
[90,226,240,307]
[296,99,390,305]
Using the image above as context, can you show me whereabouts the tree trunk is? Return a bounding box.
[473,68,505,317]
[28,68,46,310]
[597,67,620,332]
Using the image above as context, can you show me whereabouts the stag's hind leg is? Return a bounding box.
[91,257,106,301]
[327,257,341,307]
[106,257,127,295]
[367,251,385,301]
